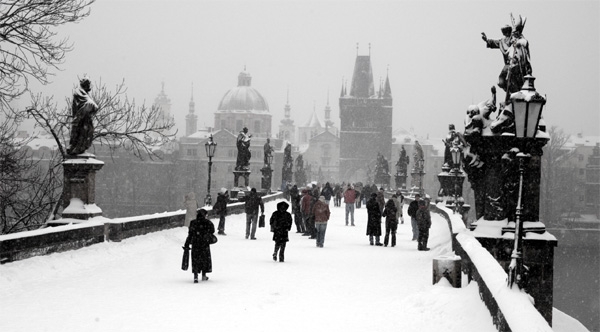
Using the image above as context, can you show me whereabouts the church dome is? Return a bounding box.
[217,70,269,112]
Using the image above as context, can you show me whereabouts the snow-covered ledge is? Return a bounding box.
[455,232,552,332]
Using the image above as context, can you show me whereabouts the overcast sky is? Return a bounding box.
[27,0,600,140]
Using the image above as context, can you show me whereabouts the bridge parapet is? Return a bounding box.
[0,192,283,264]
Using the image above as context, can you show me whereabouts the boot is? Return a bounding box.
[193,273,198,283]
[202,273,209,281]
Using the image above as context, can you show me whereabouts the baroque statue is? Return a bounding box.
[236,127,252,171]
[67,76,98,155]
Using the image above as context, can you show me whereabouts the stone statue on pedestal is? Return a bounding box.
[67,77,98,155]
[236,127,252,171]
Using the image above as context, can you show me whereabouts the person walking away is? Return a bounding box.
[305,188,320,239]
[270,201,293,262]
[343,184,356,226]
[366,193,383,246]
[183,192,198,228]
[244,188,264,240]
[301,187,313,236]
[383,196,399,247]
[416,200,432,251]
[354,182,363,209]
[376,187,386,213]
[321,182,334,205]
[407,194,421,241]
[333,184,341,207]
[313,195,331,248]
[213,188,229,235]
[393,191,404,224]
[183,209,215,283]
[290,184,305,233]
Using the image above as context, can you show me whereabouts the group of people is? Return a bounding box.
[181,182,433,283]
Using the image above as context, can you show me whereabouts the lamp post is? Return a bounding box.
[204,134,217,206]
[507,75,546,289]
[450,146,462,214]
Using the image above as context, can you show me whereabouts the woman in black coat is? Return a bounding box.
[270,201,293,262]
[366,193,383,246]
[382,197,398,247]
[184,209,215,283]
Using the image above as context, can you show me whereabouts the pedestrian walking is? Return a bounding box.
[416,200,432,251]
[343,184,356,226]
[366,193,383,246]
[313,195,331,248]
[393,191,404,224]
[321,182,334,205]
[270,201,293,262]
[290,184,305,233]
[407,194,421,241]
[213,188,229,235]
[244,188,264,240]
[382,197,398,247]
[183,209,215,283]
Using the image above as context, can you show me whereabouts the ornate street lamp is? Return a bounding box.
[204,134,217,206]
[450,146,462,214]
[507,75,546,289]
[267,154,274,168]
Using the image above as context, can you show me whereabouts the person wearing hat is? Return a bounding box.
[270,201,293,262]
[382,196,399,247]
[183,209,215,283]
[313,195,331,248]
[407,194,421,241]
[213,188,229,235]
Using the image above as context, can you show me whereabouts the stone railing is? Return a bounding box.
[0,192,283,264]
[426,200,553,332]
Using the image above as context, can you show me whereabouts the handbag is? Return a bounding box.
[181,246,190,271]
[208,234,218,245]
[258,214,265,228]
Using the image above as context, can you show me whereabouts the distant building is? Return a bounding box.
[339,51,393,182]
[278,89,296,145]
[185,85,198,137]
[152,82,176,137]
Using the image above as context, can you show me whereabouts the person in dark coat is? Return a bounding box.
[270,201,293,262]
[289,184,305,233]
[407,194,421,241]
[184,209,215,283]
[376,187,386,213]
[416,200,432,251]
[213,188,229,235]
[366,193,383,246]
[382,197,399,247]
[321,182,334,205]
[244,188,264,240]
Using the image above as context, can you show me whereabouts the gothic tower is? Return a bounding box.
[338,49,393,181]
[185,84,198,136]
[278,88,296,144]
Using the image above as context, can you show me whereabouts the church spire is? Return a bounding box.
[383,68,392,98]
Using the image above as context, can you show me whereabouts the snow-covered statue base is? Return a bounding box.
[61,153,104,220]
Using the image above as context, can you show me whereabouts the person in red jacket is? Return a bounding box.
[301,188,313,236]
[343,184,356,226]
[313,196,331,248]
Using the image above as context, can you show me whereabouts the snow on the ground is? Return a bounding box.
[0,199,573,332]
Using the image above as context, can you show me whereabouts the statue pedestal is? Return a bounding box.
[394,174,407,190]
[61,153,104,220]
[470,221,557,325]
[233,170,250,188]
[260,166,273,193]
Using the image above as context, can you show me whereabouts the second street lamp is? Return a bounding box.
[507,75,546,289]
[204,134,217,206]
[450,146,462,214]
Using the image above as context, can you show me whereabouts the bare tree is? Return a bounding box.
[0,118,63,234]
[540,126,583,227]
[26,79,177,161]
[0,0,95,110]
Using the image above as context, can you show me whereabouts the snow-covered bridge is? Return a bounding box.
[0,199,585,332]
